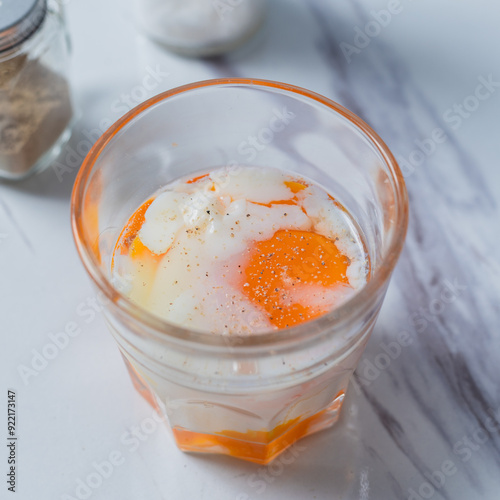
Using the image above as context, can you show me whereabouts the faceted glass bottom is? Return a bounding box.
[122,354,346,464]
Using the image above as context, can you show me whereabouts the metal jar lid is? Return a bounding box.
[0,0,47,53]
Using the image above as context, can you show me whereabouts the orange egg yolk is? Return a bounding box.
[241,229,349,329]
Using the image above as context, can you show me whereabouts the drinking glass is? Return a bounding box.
[71,79,408,464]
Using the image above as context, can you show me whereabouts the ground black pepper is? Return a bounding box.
[0,55,72,177]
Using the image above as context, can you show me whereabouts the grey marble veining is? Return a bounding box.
[305,2,500,498]
[157,1,500,497]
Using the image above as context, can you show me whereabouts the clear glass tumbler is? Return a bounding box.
[71,79,408,464]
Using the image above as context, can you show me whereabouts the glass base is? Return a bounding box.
[172,393,345,465]
[122,353,346,464]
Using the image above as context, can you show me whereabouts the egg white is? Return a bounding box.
[114,166,368,334]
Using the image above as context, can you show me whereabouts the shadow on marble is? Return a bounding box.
[183,388,372,500]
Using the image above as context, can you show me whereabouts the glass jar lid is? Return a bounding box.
[0,0,47,53]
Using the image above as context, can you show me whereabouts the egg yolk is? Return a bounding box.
[241,229,349,329]
[112,198,164,269]
[114,198,153,257]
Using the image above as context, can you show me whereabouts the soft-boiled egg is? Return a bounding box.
[112,166,368,334]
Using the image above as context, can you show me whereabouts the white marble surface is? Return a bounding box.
[1,0,500,499]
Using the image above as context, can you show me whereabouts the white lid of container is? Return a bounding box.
[0,0,47,52]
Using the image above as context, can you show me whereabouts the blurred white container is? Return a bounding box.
[137,0,266,57]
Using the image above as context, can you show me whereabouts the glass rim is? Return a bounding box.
[71,78,409,350]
